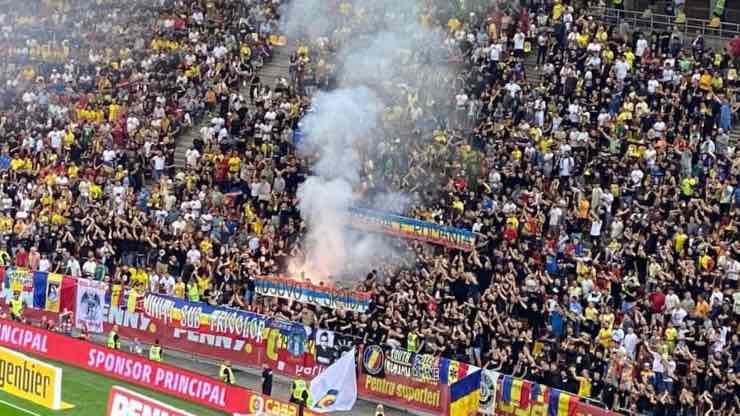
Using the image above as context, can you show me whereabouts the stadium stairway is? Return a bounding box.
[173,42,294,169]
[523,53,542,86]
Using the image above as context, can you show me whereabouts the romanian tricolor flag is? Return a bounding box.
[502,376,532,409]
[442,358,471,385]
[548,389,579,416]
[500,376,534,408]
[531,382,548,404]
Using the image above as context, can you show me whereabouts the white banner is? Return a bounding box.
[478,369,501,415]
[75,278,107,333]
[309,347,357,413]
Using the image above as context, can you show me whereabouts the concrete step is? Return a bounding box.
[172,44,295,170]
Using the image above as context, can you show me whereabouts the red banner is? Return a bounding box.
[358,345,451,415]
[22,305,330,380]
[0,319,308,416]
[0,266,332,382]
[107,386,195,416]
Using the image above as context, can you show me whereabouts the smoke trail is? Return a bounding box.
[294,87,385,280]
[284,0,457,282]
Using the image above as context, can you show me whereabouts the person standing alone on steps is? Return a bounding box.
[250,75,261,103]
[262,365,273,396]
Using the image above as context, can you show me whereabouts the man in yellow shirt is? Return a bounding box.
[228,153,240,174]
[574,368,593,398]
[597,324,613,348]
[693,295,710,319]
[664,322,678,352]
[674,229,688,254]
[174,277,186,299]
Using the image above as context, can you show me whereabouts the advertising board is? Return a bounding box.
[358,345,457,415]
[0,319,307,415]
[107,385,195,416]
[0,346,71,410]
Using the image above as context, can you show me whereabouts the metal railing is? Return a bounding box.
[590,6,740,40]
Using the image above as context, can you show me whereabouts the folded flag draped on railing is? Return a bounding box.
[501,376,533,408]
[497,374,580,416]
[549,389,579,416]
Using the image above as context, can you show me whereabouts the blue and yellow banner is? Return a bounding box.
[347,208,476,251]
[255,276,371,312]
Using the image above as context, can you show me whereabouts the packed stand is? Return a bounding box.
[0,0,286,316]
[277,3,740,416]
[1,0,740,415]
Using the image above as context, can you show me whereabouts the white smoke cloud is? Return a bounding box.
[284,0,457,282]
[295,87,386,281]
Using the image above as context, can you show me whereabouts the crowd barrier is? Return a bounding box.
[0,266,475,415]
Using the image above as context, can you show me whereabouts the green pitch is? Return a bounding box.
[0,356,227,416]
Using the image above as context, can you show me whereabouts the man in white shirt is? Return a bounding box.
[489,42,502,63]
[186,148,200,168]
[635,35,648,59]
[102,148,116,166]
[149,272,161,293]
[549,203,564,230]
[152,153,166,180]
[709,287,724,312]
[39,255,51,272]
[172,217,187,235]
[613,56,629,82]
[559,151,575,183]
[82,257,97,278]
[513,30,525,57]
[66,257,81,277]
[186,246,201,265]
[622,327,639,359]
[160,274,176,296]
[504,81,521,97]
[671,306,687,326]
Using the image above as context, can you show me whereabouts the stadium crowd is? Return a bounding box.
[0,0,739,415]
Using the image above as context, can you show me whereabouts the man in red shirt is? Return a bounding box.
[648,290,666,325]
[14,246,28,268]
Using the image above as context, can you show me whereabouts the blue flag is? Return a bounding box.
[33,272,48,309]
[501,376,513,404]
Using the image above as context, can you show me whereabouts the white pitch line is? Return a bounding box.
[0,399,43,416]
